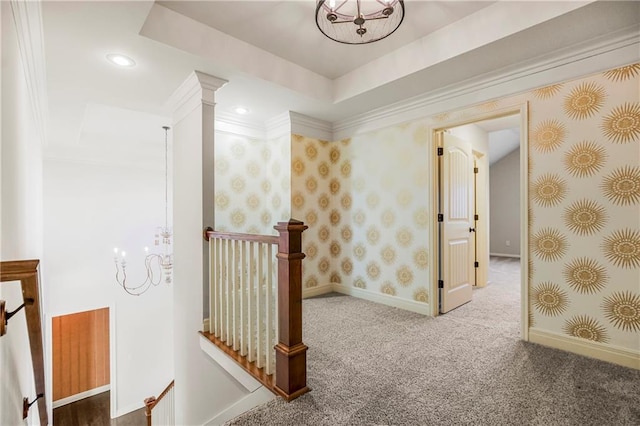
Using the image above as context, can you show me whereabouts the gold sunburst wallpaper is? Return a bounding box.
[211,62,639,354]
[520,63,640,351]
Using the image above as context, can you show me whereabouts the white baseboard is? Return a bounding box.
[302,283,334,299]
[199,334,262,392]
[528,328,640,370]
[115,401,145,418]
[332,284,430,315]
[53,384,110,408]
[489,253,521,258]
[204,386,274,426]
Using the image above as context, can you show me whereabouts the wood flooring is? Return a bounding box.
[53,391,145,426]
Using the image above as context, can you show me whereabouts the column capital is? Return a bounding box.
[167,71,228,123]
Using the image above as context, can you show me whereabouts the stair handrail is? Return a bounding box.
[0,260,48,425]
[203,219,309,401]
[144,379,175,426]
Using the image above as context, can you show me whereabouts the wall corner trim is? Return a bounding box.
[289,111,333,142]
[10,0,49,146]
[528,328,640,370]
[166,71,228,123]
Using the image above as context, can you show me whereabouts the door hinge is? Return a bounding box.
[474,214,479,221]
[438,213,443,222]
[437,147,443,156]
[474,167,479,174]
[438,280,444,288]
[474,261,479,268]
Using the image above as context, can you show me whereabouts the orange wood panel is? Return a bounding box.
[52,307,110,401]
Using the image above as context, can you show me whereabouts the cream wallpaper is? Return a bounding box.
[212,63,639,354]
[214,131,290,235]
[290,135,333,289]
[430,63,640,350]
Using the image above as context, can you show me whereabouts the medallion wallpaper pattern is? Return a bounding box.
[213,63,639,353]
[214,131,290,234]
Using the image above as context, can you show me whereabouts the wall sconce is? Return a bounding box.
[0,298,34,337]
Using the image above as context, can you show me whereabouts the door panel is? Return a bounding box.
[440,132,474,313]
[53,307,110,401]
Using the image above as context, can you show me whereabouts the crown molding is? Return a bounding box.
[265,111,291,140]
[10,0,48,146]
[215,110,265,139]
[289,111,332,142]
[332,27,640,140]
[167,71,228,124]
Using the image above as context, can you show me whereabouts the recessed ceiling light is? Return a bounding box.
[106,53,136,68]
[234,106,249,115]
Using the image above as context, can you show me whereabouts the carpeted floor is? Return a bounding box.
[228,256,640,426]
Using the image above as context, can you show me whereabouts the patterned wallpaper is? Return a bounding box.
[212,63,639,353]
[524,64,640,348]
[431,63,640,351]
[214,131,290,235]
[290,135,333,289]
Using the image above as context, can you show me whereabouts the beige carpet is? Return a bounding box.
[228,256,640,425]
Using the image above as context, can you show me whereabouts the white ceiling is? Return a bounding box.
[157,1,494,79]
[39,1,640,164]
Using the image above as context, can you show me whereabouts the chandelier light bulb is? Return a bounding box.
[329,0,335,8]
[121,251,126,258]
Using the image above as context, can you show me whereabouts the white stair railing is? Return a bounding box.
[203,220,309,401]
[210,233,278,375]
[145,380,174,426]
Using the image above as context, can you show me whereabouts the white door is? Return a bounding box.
[439,131,475,313]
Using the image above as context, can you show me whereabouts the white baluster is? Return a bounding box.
[240,240,247,356]
[257,243,264,368]
[209,238,215,335]
[232,240,239,351]
[222,239,229,343]
[248,242,255,362]
[265,243,273,375]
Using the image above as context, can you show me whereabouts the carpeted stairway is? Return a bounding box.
[227,257,640,425]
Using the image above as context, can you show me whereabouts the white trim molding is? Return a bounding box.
[290,111,332,142]
[529,328,640,370]
[204,386,274,426]
[167,71,227,123]
[302,283,334,299]
[53,385,110,409]
[10,0,48,146]
[199,334,262,392]
[332,283,430,315]
[489,253,521,259]
[332,28,639,140]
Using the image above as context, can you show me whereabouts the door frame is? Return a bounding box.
[428,102,529,340]
[46,303,117,419]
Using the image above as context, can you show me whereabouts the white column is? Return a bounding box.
[169,71,248,425]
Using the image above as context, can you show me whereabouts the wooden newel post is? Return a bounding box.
[273,219,309,401]
[144,397,155,426]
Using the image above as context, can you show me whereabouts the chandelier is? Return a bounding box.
[113,126,173,296]
[315,0,405,44]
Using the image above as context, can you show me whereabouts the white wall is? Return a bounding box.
[489,147,521,256]
[171,73,249,425]
[1,2,42,423]
[42,158,174,417]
